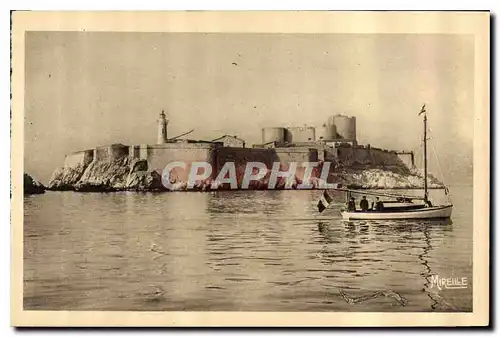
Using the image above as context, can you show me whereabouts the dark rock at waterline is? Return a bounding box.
[47,163,87,191]
[48,158,166,192]
[47,156,443,192]
[24,173,45,195]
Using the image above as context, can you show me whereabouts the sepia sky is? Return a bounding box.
[24,32,474,184]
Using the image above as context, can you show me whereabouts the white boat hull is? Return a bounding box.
[341,205,453,220]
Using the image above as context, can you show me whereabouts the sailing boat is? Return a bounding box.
[319,105,453,221]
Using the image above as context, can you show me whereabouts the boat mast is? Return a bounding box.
[423,106,428,202]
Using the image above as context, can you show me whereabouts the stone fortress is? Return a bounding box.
[62,111,415,173]
[50,111,430,191]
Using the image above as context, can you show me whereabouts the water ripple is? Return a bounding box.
[23,188,472,312]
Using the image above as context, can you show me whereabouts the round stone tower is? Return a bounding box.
[157,110,169,144]
[332,114,356,142]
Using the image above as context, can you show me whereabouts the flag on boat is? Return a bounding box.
[418,104,426,115]
[317,190,334,213]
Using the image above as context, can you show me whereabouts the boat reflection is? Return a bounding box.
[315,218,454,310]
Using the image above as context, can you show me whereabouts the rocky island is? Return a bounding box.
[24,173,46,195]
[48,159,441,192]
[47,112,443,192]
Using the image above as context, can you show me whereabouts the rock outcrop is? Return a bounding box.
[48,155,442,192]
[332,167,442,189]
[49,157,165,192]
[24,173,45,195]
[48,163,87,190]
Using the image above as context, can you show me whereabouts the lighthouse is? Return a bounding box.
[157,110,169,144]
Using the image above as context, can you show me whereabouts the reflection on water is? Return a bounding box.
[23,187,472,312]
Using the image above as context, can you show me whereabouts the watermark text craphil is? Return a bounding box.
[429,275,468,290]
[161,161,337,190]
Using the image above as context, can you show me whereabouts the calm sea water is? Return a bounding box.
[23,186,472,312]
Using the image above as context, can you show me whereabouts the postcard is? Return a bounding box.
[11,11,490,327]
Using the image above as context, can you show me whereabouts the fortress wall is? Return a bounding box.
[324,147,339,162]
[95,147,110,161]
[213,147,279,172]
[212,147,323,188]
[396,152,415,168]
[94,144,129,161]
[147,143,216,182]
[147,147,214,171]
[274,147,318,163]
[337,147,409,170]
[213,147,317,172]
[274,148,322,184]
[64,150,94,168]
[370,149,409,169]
[212,147,279,187]
[84,150,94,166]
[129,145,141,159]
[109,144,129,159]
[140,145,148,160]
